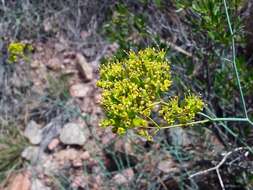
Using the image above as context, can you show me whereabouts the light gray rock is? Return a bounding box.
[69,83,91,98]
[24,121,43,145]
[42,159,60,176]
[21,146,40,163]
[59,123,88,145]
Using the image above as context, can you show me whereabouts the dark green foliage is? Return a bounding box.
[174,0,244,45]
[102,2,149,59]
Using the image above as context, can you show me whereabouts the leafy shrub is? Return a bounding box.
[103,3,147,49]
[174,0,244,45]
[102,2,149,60]
[97,48,204,140]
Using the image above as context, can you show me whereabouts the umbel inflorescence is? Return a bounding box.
[97,48,204,139]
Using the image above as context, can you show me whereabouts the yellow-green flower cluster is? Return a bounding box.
[159,95,204,125]
[97,48,172,135]
[7,42,33,63]
[97,48,204,139]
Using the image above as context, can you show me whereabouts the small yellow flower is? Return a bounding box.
[117,127,126,135]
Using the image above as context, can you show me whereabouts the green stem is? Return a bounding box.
[145,112,252,132]
[158,115,248,130]
[248,119,253,126]
[147,116,162,135]
[198,112,248,122]
[147,116,161,129]
[223,0,248,118]
[160,119,210,129]
[212,117,248,122]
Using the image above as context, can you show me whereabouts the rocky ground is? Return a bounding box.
[0,38,229,190]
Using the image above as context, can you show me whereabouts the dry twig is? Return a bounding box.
[189,147,249,190]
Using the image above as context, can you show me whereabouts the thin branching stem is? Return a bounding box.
[147,116,161,129]
[223,0,249,119]
[160,119,210,129]
[159,115,250,130]
[198,112,248,122]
